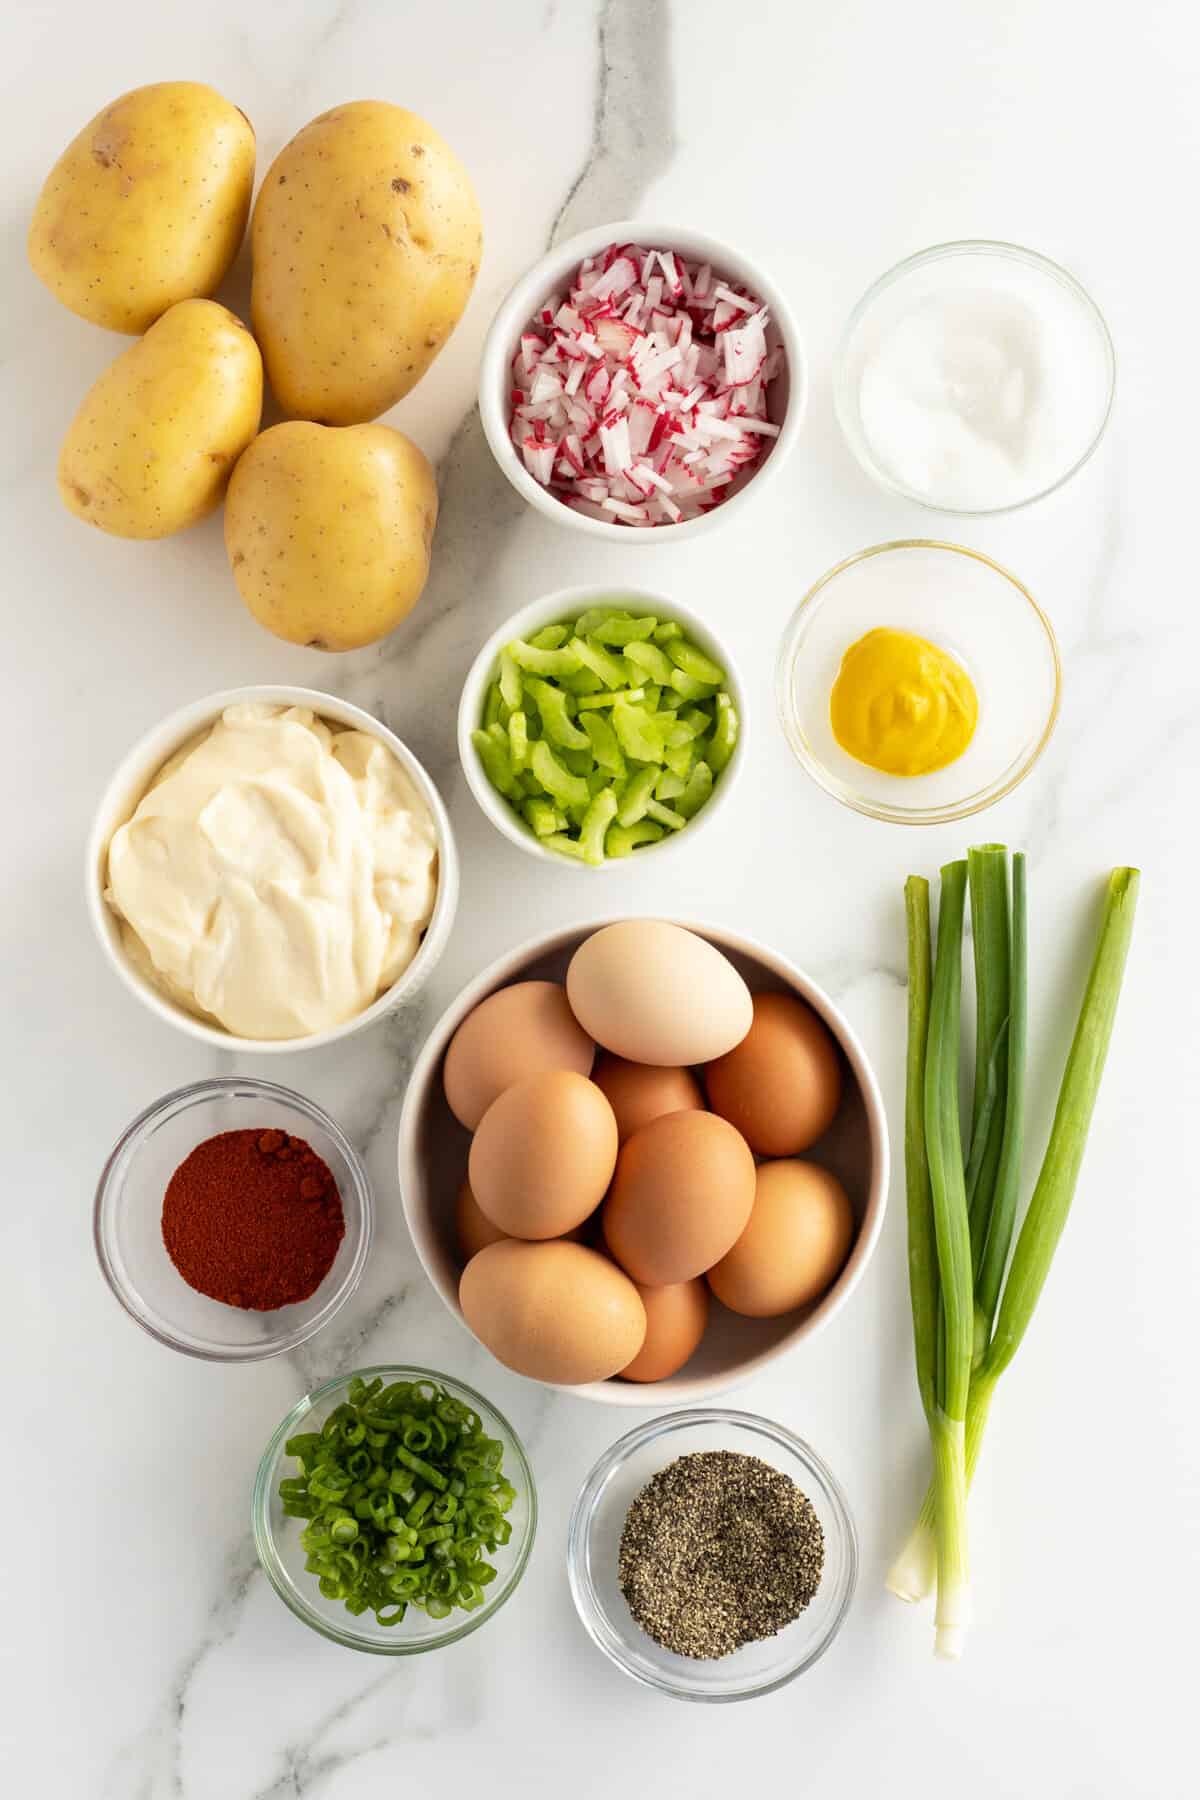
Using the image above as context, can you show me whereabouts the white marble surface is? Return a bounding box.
[5,1,1198,1793]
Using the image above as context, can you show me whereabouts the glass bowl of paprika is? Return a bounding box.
[94,1076,373,1361]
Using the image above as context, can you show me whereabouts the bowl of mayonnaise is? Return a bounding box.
[86,687,459,1052]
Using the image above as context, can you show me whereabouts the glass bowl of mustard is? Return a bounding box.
[94,1076,372,1361]
[567,1408,858,1702]
[776,539,1061,825]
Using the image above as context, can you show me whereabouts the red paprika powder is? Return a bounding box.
[162,1129,345,1311]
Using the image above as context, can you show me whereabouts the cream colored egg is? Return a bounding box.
[707,1160,855,1318]
[468,1069,617,1239]
[460,1239,646,1384]
[566,921,752,1067]
[443,980,595,1130]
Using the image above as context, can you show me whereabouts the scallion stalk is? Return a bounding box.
[888,864,1139,1612]
[923,861,974,1658]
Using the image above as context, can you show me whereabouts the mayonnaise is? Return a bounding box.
[106,703,438,1039]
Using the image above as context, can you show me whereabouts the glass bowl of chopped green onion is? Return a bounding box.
[253,1366,537,1653]
[567,1408,857,1700]
[458,586,745,868]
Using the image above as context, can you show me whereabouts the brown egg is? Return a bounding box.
[469,1069,618,1239]
[460,1239,646,1384]
[454,1178,508,1262]
[707,1160,855,1317]
[603,1110,756,1285]
[619,1278,709,1382]
[443,980,595,1130]
[704,991,842,1156]
[591,1054,704,1144]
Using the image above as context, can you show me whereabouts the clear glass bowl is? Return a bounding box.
[94,1077,372,1361]
[253,1366,537,1654]
[567,1409,857,1701]
[776,539,1061,825]
[834,239,1115,514]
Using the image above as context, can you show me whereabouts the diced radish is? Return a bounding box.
[506,242,784,521]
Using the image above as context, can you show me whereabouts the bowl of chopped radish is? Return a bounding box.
[458,585,746,869]
[479,222,804,539]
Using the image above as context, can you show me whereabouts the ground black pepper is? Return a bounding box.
[618,1450,825,1659]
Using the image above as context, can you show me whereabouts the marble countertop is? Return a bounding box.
[6,2,1197,1794]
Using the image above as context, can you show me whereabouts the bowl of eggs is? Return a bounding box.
[398,918,888,1404]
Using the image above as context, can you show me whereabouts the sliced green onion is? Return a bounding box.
[279,1376,520,1628]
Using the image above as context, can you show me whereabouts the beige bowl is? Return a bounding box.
[86,686,459,1054]
[398,919,888,1406]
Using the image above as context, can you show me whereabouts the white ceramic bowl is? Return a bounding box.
[86,686,459,1054]
[479,220,806,543]
[398,919,888,1406]
[457,584,746,871]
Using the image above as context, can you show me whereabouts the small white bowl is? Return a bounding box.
[479,220,806,543]
[86,686,460,1054]
[458,584,746,871]
[397,919,889,1406]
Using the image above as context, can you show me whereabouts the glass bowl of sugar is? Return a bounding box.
[834,239,1115,514]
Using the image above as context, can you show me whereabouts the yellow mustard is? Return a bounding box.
[829,627,978,777]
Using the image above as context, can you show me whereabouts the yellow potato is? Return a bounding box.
[58,300,262,539]
[29,82,255,334]
[251,101,481,424]
[224,421,438,649]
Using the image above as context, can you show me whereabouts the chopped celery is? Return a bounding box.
[473,609,737,862]
[666,639,725,686]
[508,710,529,772]
[616,765,659,826]
[592,614,657,645]
[529,741,589,807]
[612,698,665,763]
[541,832,588,860]
[528,623,568,650]
[605,820,665,857]
[508,638,583,679]
[524,677,590,750]
[676,761,713,818]
[666,665,719,701]
[645,797,686,830]
[578,788,619,865]
[522,796,564,837]
[623,640,675,684]
[575,686,647,710]
[707,693,739,771]
[569,635,630,689]
[581,711,626,777]
[471,729,518,798]
[498,649,523,711]
[482,684,505,730]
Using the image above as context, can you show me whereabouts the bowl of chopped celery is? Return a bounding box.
[253,1366,537,1654]
[458,585,745,868]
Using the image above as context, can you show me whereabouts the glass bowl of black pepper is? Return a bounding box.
[94,1076,372,1361]
[567,1408,858,1701]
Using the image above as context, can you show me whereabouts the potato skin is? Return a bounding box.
[251,101,482,424]
[224,421,438,650]
[58,300,262,539]
[28,82,255,334]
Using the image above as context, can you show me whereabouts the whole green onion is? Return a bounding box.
[279,1376,518,1628]
[888,862,1139,1623]
[923,862,975,1659]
